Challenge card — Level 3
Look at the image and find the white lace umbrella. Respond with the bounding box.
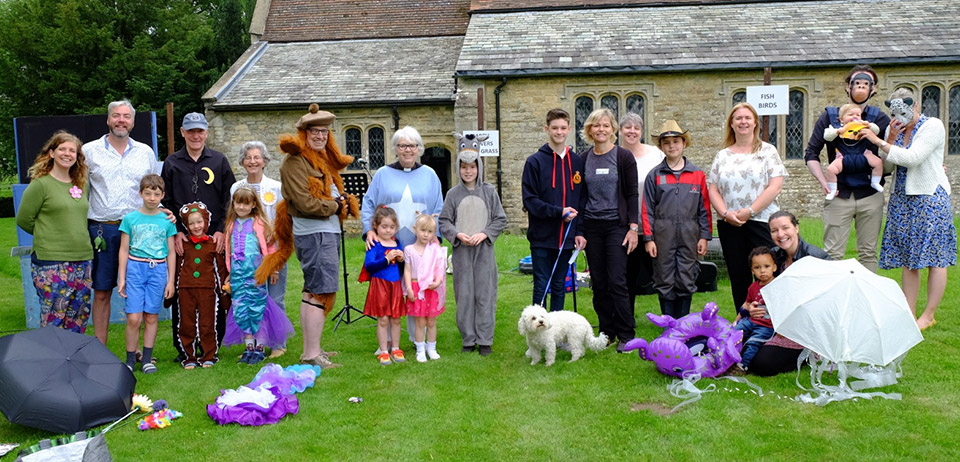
[761,257,922,366]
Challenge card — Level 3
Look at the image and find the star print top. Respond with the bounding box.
[361,163,443,247]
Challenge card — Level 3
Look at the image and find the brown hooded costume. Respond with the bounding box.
[255,104,360,312]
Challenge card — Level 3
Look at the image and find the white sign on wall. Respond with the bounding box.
[462,130,500,157]
[746,85,790,116]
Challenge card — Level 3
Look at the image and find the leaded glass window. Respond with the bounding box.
[601,94,619,122]
[626,94,645,143]
[345,128,362,169]
[785,89,805,159]
[922,85,941,119]
[575,96,594,153]
[949,85,960,155]
[732,91,746,105]
[368,127,385,169]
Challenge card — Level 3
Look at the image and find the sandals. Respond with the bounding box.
[135,351,158,365]
[303,354,343,369]
[182,362,197,370]
[201,361,215,368]
[141,363,158,374]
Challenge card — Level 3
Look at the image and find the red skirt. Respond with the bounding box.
[363,278,406,318]
[406,281,445,318]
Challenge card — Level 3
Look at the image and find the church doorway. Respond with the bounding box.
[421,147,451,193]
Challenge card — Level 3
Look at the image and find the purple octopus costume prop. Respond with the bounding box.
[623,302,743,378]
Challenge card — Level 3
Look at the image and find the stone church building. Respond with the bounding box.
[203,0,960,232]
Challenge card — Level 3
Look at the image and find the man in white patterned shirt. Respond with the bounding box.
[84,100,164,345]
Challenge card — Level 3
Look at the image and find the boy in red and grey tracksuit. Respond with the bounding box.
[641,125,711,319]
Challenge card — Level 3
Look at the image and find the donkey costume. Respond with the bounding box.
[438,133,507,350]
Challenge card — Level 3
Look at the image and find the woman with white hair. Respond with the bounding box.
[231,141,282,222]
[860,87,956,330]
[619,112,664,307]
[231,140,287,356]
[361,126,444,345]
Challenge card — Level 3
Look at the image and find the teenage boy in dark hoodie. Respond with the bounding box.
[521,108,586,312]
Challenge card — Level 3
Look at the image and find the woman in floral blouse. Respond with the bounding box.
[707,103,787,313]
[16,131,94,332]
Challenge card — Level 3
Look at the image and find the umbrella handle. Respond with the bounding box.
[102,408,137,434]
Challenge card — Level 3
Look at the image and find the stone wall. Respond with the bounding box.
[204,64,960,235]
[456,63,960,232]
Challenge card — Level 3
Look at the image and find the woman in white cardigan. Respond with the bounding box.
[862,88,956,330]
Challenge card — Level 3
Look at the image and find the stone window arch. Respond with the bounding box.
[566,81,657,153]
[728,88,807,159]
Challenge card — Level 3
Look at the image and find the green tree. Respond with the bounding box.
[0,0,252,176]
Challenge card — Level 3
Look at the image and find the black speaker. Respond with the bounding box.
[696,260,718,293]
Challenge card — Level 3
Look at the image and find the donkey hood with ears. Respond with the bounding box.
[453,132,488,184]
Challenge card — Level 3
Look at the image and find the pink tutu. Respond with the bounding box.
[406,281,444,317]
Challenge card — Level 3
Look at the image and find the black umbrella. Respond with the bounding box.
[0,327,135,434]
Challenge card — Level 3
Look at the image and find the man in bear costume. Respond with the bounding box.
[256,104,359,368]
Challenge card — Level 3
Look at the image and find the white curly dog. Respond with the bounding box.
[518,305,609,366]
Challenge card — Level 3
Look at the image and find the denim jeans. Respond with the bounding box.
[531,247,573,312]
[734,317,775,367]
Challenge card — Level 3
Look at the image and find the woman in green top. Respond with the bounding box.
[16,131,94,333]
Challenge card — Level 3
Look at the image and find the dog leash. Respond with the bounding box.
[540,213,575,307]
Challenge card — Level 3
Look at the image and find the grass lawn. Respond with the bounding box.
[0,216,958,460]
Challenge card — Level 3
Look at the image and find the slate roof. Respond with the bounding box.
[261,0,471,42]
[206,36,463,109]
[469,0,799,12]
[456,0,960,76]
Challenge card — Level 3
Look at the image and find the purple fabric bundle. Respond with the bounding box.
[207,386,297,426]
[206,364,321,426]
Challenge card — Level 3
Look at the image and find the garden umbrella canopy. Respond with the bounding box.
[761,257,923,366]
[0,327,135,434]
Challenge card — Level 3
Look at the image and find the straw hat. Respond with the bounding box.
[652,120,691,146]
[296,103,336,130]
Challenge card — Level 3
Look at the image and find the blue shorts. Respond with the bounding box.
[89,223,122,291]
[124,260,167,315]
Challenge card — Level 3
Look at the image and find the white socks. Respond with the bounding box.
[415,342,427,363]
[871,176,883,192]
[426,341,440,360]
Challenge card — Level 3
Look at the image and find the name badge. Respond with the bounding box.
[595,168,610,175]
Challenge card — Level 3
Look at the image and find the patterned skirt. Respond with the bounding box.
[30,258,92,333]
[880,167,958,270]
